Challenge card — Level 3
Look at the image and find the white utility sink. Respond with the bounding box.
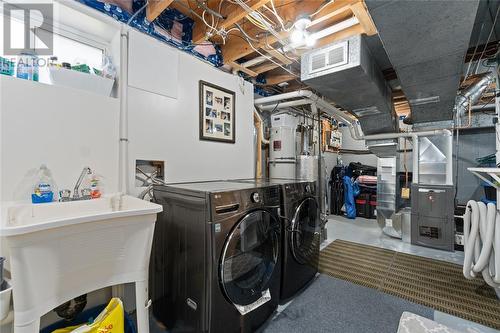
[0,194,162,333]
[2,194,161,236]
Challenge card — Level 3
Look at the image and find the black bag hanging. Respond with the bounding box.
[329,165,345,216]
[348,162,377,178]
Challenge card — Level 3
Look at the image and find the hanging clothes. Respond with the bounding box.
[343,175,357,219]
[329,165,345,215]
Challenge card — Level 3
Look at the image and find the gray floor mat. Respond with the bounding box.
[263,274,433,333]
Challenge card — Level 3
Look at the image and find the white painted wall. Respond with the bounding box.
[338,126,378,166]
[0,27,255,331]
[0,30,254,201]
[0,75,120,202]
[127,37,254,193]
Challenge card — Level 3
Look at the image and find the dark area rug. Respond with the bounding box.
[263,275,433,333]
[319,240,500,329]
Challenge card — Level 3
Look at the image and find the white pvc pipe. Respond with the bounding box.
[412,135,419,184]
[259,99,314,110]
[114,26,129,310]
[257,91,364,140]
[463,200,500,289]
[253,108,269,145]
[119,27,129,194]
[256,90,454,185]
[309,17,359,41]
[446,131,453,185]
[255,90,313,104]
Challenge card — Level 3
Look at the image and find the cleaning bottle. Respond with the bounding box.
[89,172,102,199]
[32,165,56,203]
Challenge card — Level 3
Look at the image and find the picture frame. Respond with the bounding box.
[199,80,236,143]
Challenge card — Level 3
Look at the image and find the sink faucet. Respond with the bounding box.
[73,167,92,200]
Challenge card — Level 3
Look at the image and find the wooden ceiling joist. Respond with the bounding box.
[349,1,377,36]
[308,0,359,28]
[264,48,293,65]
[221,0,368,65]
[229,61,258,76]
[314,24,365,49]
[185,0,378,90]
[192,0,272,43]
[146,0,175,22]
[250,62,281,75]
[261,72,297,86]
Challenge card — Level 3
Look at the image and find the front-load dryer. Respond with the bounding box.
[232,179,321,303]
[151,181,282,333]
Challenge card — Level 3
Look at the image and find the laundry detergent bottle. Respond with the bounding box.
[31,165,56,203]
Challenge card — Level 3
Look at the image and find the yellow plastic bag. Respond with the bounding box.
[52,298,124,333]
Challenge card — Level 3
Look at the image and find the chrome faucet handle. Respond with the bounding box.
[59,189,71,202]
[81,188,92,200]
[73,167,92,200]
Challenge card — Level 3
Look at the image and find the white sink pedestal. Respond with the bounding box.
[0,195,162,333]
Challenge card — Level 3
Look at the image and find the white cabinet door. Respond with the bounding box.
[128,29,178,98]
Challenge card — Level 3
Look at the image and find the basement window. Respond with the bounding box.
[2,13,105,84]
[34,31,105,83]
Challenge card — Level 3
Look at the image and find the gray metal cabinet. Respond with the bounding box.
[411,184,455,251]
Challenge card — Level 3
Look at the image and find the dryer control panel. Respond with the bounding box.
[210,186,280,222]
[284,181,316,198]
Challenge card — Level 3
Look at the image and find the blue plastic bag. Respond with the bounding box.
[343,176,356,219]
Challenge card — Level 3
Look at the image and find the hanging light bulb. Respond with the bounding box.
[304,31,316,47]
[290,29,304,45]
[293,15,312,31]
[289,15,312,47]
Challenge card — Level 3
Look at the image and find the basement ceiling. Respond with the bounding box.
[149,0,489,122]
[365,0,481,123]
[147,0,378,93]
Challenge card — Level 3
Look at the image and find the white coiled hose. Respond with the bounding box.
[463,201,500,290]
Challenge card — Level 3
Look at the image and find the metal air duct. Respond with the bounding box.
[366,0,481,123]
[455,72,495,119]
[300,34,396,135]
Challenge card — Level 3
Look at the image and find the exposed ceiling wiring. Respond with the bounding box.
[127,0,148,25]
[310,0,335,17]
[229,29,298,77]
[264,2,288,32]
[462,21,485,84]
[234,0,287,46]
[194,0,225,19]
[474,4,500,74]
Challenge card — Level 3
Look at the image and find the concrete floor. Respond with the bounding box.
[322,215,499,333]
[322,215,465,265]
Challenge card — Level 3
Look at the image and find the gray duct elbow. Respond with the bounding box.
[455,72,495,118]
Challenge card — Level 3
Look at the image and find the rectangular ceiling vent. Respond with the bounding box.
[309,41,348,74]
[301,35,396,135]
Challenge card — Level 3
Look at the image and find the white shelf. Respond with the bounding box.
[468,167,500,189]
[0,74,118,100]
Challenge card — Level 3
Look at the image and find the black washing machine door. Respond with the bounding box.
[220,209,280,309]
[290,197,320,265]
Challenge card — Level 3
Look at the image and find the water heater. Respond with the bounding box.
[269,126,296,178]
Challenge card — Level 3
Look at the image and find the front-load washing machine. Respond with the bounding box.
[150,181,282,333]
[233,179,321,303]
